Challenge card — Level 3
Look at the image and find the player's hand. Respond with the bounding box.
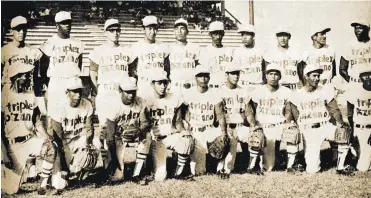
[368,134,371,146]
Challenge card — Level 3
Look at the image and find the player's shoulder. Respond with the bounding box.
[79,98,93,109]
[278,85,292,93]
[134,96,147,108]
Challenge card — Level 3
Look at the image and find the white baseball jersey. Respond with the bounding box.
[1,43,42,85]
[2,90,37,139]
[199,45,234,86]
[233,46,264,85]
[219,85,251,124]
[143,91,182,136]
[342,40,371,83]
[130,40,169,82]
[346,84,371,125]
[168,42,200,84]
[182,87,223,126]
[50,98,93,141]
[251,85,291,125]
[88,43,134,85]
[264,47,301,84]
[40,35,84,78]
[302,46,336,84]
[290,85,335,125]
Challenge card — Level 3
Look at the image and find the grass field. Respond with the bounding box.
[3,169,370,198]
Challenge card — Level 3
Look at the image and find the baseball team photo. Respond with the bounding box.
[1,0,370,197]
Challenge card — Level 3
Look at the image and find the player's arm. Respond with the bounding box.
[89,61,99,97]
[288,102,300,123]
[128,58,138,80]
[339,56,350,82]
[325,99,346,125]
[297,60,306,85]
[139,106,151,137]
[347,101,354,130]
[262,59,269,84]
[32,107,50,138]
[174,105,186,132]
[331,59,336,78]
[85,114,94,145]
[214,101,228,136]
[244,100,257,127]
[37,52,50,93]
[164,55,171,79]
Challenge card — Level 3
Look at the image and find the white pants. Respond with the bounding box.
[354,126,371,172]
[95,87,120,127]
[260,124,284,171]
[47,77,77,118]
[301,122,349,173]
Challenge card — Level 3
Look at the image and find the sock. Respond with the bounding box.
[39,161,53,188]
[337,144,349,170]
[175,154,189,176]
[133,152,147,177]
[287,152,296,169]
[248,148,259,169]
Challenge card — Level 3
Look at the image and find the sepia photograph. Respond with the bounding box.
[1,0,370,197]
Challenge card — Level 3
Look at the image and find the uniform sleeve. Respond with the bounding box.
[322,85,335,103]
[49,106,64,123]
[263,48,272,63]
[130,42,139,60]
[193,45,201,61]
[88,47,100,65]
[105,104,119,122]
[31,46,43,61]
[1,47,7,65]
[85,99,94,117]
[39,38,54,56]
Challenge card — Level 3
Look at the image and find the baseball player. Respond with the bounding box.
[130,15,170,96]
[88,19,134,133]
[168,18,200,94]
[46,77,99,194]
[289,64,352,175]
[140,70,194,181]
[250,63,297,172]
[199,21,234,89]
[1,64,54,195]
[264,27,301,90]
[233,24,264,91]
[340,19,370,117]
[178,65,229,178]
[104,77,152,185]
[38,11,84,119]
[346,67,371,172]
[218,64,259,176]
[301,25,336,87]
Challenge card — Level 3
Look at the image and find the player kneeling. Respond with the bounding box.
[44,77,100,194]
[104,77,152,185]
[141,70,194,181]
[1,64,54,195]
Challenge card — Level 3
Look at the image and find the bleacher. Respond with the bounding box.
[4,10,242,76]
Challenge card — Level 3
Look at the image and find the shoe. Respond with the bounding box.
[53,189,64,195]
[219,173,230,179]
[336,169,355,176]
[287,168,295,173]
[132,176,149,186]
[37,187,47,195]
[174,174,196,181]
[247,168,264,176]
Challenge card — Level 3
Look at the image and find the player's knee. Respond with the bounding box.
[40,140,57,163]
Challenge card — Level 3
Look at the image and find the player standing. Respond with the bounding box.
[264,27,301,90]
[130,15,170,96]
[141,70,194,181]
[199,21,234,89]
[39,11,84,118]
[346,68,371,172]
[168,18,200,94]
[289,64,352,175]
[233,24,264,91]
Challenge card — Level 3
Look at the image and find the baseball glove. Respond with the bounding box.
[121,125,141,142]
[281,123,301,145]
[69,145,98,173]
[334,123,351,144]
[248,126,266,151]
[207,135,230,160]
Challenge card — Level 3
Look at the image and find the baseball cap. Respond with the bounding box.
[304,64,323,75]
[225,64,242,73]
[55,11,71,23]
[66,77,84,91]
[119,77,138,91]
[142,15,158,26]
[265,63,282,75]
[351,18,370,28]
[209,21,224,32]
[8,63,34,78]
[276,26,291,35]
[150,69,169,82]
[238,24,255,34]
[10,16,27,29]
[104,19,120,30]
[312,24,331,36]
[174,18,188,28]
[194,65,210,76]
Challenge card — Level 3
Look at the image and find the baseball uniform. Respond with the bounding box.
[346,84,371,171]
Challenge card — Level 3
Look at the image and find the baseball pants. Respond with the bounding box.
[260,124,284,171]
[95,85,121,127]
[300,122,349,173]
[354,125,371,172]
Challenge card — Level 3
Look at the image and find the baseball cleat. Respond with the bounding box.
[37,187,47,195]
[336,169,355,176]
[132,176,149,186]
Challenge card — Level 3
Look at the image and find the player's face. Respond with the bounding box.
[354,25,369,39]
[57,20,72,36]
[195,73,210,87]
[306,72,321,87]
[314,32,327,45]
[106,26,121,43]
[121,90,136,105]
[210,31,224,45]
[226,71,240,85]
[174,25,188,42]
[276,33,290,48]
[12,25,27,42]
[266,71,281,86]
[144,25,158,42]
[241,32,254,46]
[66,89,82,107]
[152,80,169,96]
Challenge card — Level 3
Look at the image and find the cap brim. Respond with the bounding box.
[106,23,121,30]
[11,23,27,29]
[351,22,369,28]
[266,69,281,74]
[67,86,84,90]
[143,23,158,27]
[305,69,323,75]
[174,22,188,28]
[57,19,72,23]
[276,32,291,35]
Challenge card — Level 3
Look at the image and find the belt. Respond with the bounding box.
[303,121,329,129]
[190,125,213,132]
[227,123,243,129]
[173,82,194,89]
[350,77,362,83]
[261,122,284,129]
[249,82,263,85]
[98,84,120,91]
[139,76,150,82]
[355,124,371,129]
[281,83,297,90]
[124,142,139,147]
[156,131,178,140]
[8,134,32,144]
[209,84,219,89]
